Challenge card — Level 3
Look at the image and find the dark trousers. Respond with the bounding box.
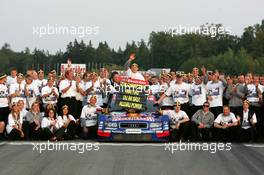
[81,125,98,139]
[22,122,42,140]
[169,122,189,142]
[190,122,211,141]
[60,97,78,119]
[63,121,77,140]
[250,105,263,138]
[42,128,65,140]
[8,129,22,140]
[214,126,239,142]
[237,127,257,142]
[0,107,10,124]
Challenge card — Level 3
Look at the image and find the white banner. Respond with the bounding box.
[60,64,86,75]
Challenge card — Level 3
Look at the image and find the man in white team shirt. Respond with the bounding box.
[35,70,47,93]
[124,53,145,81]
[24,75,40,110]
[156,74,191,114]
[41,78,59,109]
[160,102,189,141]
[214,105,238,142]
[206,71,227,118]
[0,74,9,140]
[9,73,26,105]
[59,70,78,118]
[6,68,17,87]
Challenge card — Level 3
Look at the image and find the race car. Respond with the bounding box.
[97,77,170,142]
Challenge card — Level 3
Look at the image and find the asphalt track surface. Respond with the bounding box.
[0,141,264,175]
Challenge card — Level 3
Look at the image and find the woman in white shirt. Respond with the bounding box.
[57,105,77,140]
[41,108,64,141]
[6,103,24,140]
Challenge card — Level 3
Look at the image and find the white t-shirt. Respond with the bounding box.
[57,114,76,124]
[85,80,103,106]
[75,82,84,101]
[190,83,207,106]
[41,85,59,104]
[0,84,9,108]
[59,79,77,98]
[80,105,102,127]
[41,117,62,132]
[160,83,174,106]
[214,112,238,125]
[246,84,261,103]
[6,76,17,86]
[125,69,145,80]
[163,110,189,127]
[25,83,40,109]
[9,82,26,104]
[35,79,47,93]
[165,82,191,104]
[6,113,23,134]
[206,81,225,107]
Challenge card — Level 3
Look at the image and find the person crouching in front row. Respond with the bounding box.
[6,102,24,140]
[236,100,257,142]
[214,105,239,142]
[23,101,43,140]
[160,102,190,142]
[80,96,102,139]
[41,108,64,141]
[57,105,77,140]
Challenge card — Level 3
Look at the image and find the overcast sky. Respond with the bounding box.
[0,0,264,53]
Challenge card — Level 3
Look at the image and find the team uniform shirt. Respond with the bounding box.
[85,80,103,106]
[241,110,257,129]
[170,79,176,87]
[214,112,238,125]
[57,114,76,132]
[206,81,225,107]
[98,77,111,104]
[246,84,262,103]
[9,82,26,104]
[6,76,17,87]
[41,117,62,132]
[41,85,59,104]
[165,82,191,104]
[24,83,40,109]
[6,113,23,134]
[35,79,47,93]
[75,82,85,102]
[59,79,77,98]
[163,110,189,128]
[20,109,28,121]
[125,69,145,81]
[190,83,207,106]
[0,84,9,108]
[150,83,161,95]
[80,105,102,127]
[160,83,174,106]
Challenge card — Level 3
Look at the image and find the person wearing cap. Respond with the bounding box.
[214,105,238,142]
[9,73,26,105]
[191,101,214,141]
[156,73,191,114]
[236,100,257,142]
[59,70,78,118]
[80,96,102,139]
[6,103,24,140]
[23,101,43,140]
[206,70,227,118]
[160,102,190,141]
[24,74,40,110]
[0,74,9,140]
[35,69,47,93]
[124,53,145,81]
[57,105,77,140]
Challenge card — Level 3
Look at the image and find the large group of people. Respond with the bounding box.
[0,54,263,143]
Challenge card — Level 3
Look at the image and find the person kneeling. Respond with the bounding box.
[57,105,77,140]
[6,103,24,140]
[161,102,189,142]
[191,101,214,142]
[214,106,238,142]
[41,108,64,141]
[236,100,257,142]
[80,96,102,139]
